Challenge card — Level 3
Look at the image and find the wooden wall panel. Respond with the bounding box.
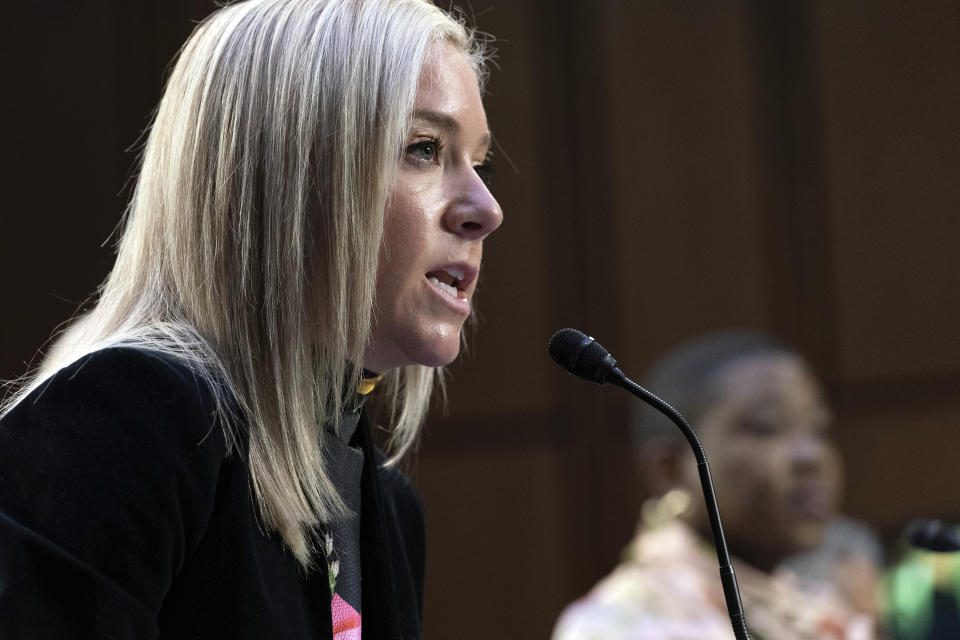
[6,5,123,373]
[602,2,770,372]
[813,1,960,382]
[739,0,844,378]
[804,0,960,559]
[839,402,960,529]
[4,1,215,380]
[417,446,569,639]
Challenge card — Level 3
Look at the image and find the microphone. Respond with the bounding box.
[905,519,960,552]
[548,328,751,640]
[547,328,620,384]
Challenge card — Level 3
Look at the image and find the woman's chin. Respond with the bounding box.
[365,330,462,371]
[789,520,830,552]
[413,336,462,368]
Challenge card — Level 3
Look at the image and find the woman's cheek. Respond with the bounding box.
[726,441,786,495]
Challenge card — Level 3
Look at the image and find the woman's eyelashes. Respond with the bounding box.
[474,151,494,188]
[405,136,445,167]
[403,136,494,190]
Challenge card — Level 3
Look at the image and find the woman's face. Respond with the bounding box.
[683,353,841,572]
[363,43,502,373]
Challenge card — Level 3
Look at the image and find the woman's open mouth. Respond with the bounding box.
[426,267,465,299]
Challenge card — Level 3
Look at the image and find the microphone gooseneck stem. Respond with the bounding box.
[611,367,751,640]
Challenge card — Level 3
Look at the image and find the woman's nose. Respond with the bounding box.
[791,433,830,474]
[442,168,503,240]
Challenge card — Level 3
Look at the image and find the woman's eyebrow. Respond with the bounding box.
[412,109,459,131]
[412,109,491,148]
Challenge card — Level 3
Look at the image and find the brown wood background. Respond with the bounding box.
[5,2,959,638]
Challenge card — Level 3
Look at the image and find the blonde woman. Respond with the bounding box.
[0,1,501,638]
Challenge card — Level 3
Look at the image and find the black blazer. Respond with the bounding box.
[0,347,424,639]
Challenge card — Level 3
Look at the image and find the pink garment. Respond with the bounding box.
[553,521,875,640]
[331,593,361,640]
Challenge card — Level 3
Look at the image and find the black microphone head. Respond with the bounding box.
[548,328,620,385]
[905,519,960,552]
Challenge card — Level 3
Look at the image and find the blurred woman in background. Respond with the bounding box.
[554,331,877,639]
[0,1,501,638]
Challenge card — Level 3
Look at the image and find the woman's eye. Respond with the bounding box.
[474,159,494,188]
[406,139,442,165]
[739,418,783,437]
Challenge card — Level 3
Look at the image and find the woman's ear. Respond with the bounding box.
[636,435,688,498]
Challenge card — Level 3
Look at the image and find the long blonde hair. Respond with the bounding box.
[3,0,488,567]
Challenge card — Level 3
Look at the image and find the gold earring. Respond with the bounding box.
[641,487,692,528]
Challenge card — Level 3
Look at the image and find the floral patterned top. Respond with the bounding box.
[553,521,876,640]
[323,409,365,640]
